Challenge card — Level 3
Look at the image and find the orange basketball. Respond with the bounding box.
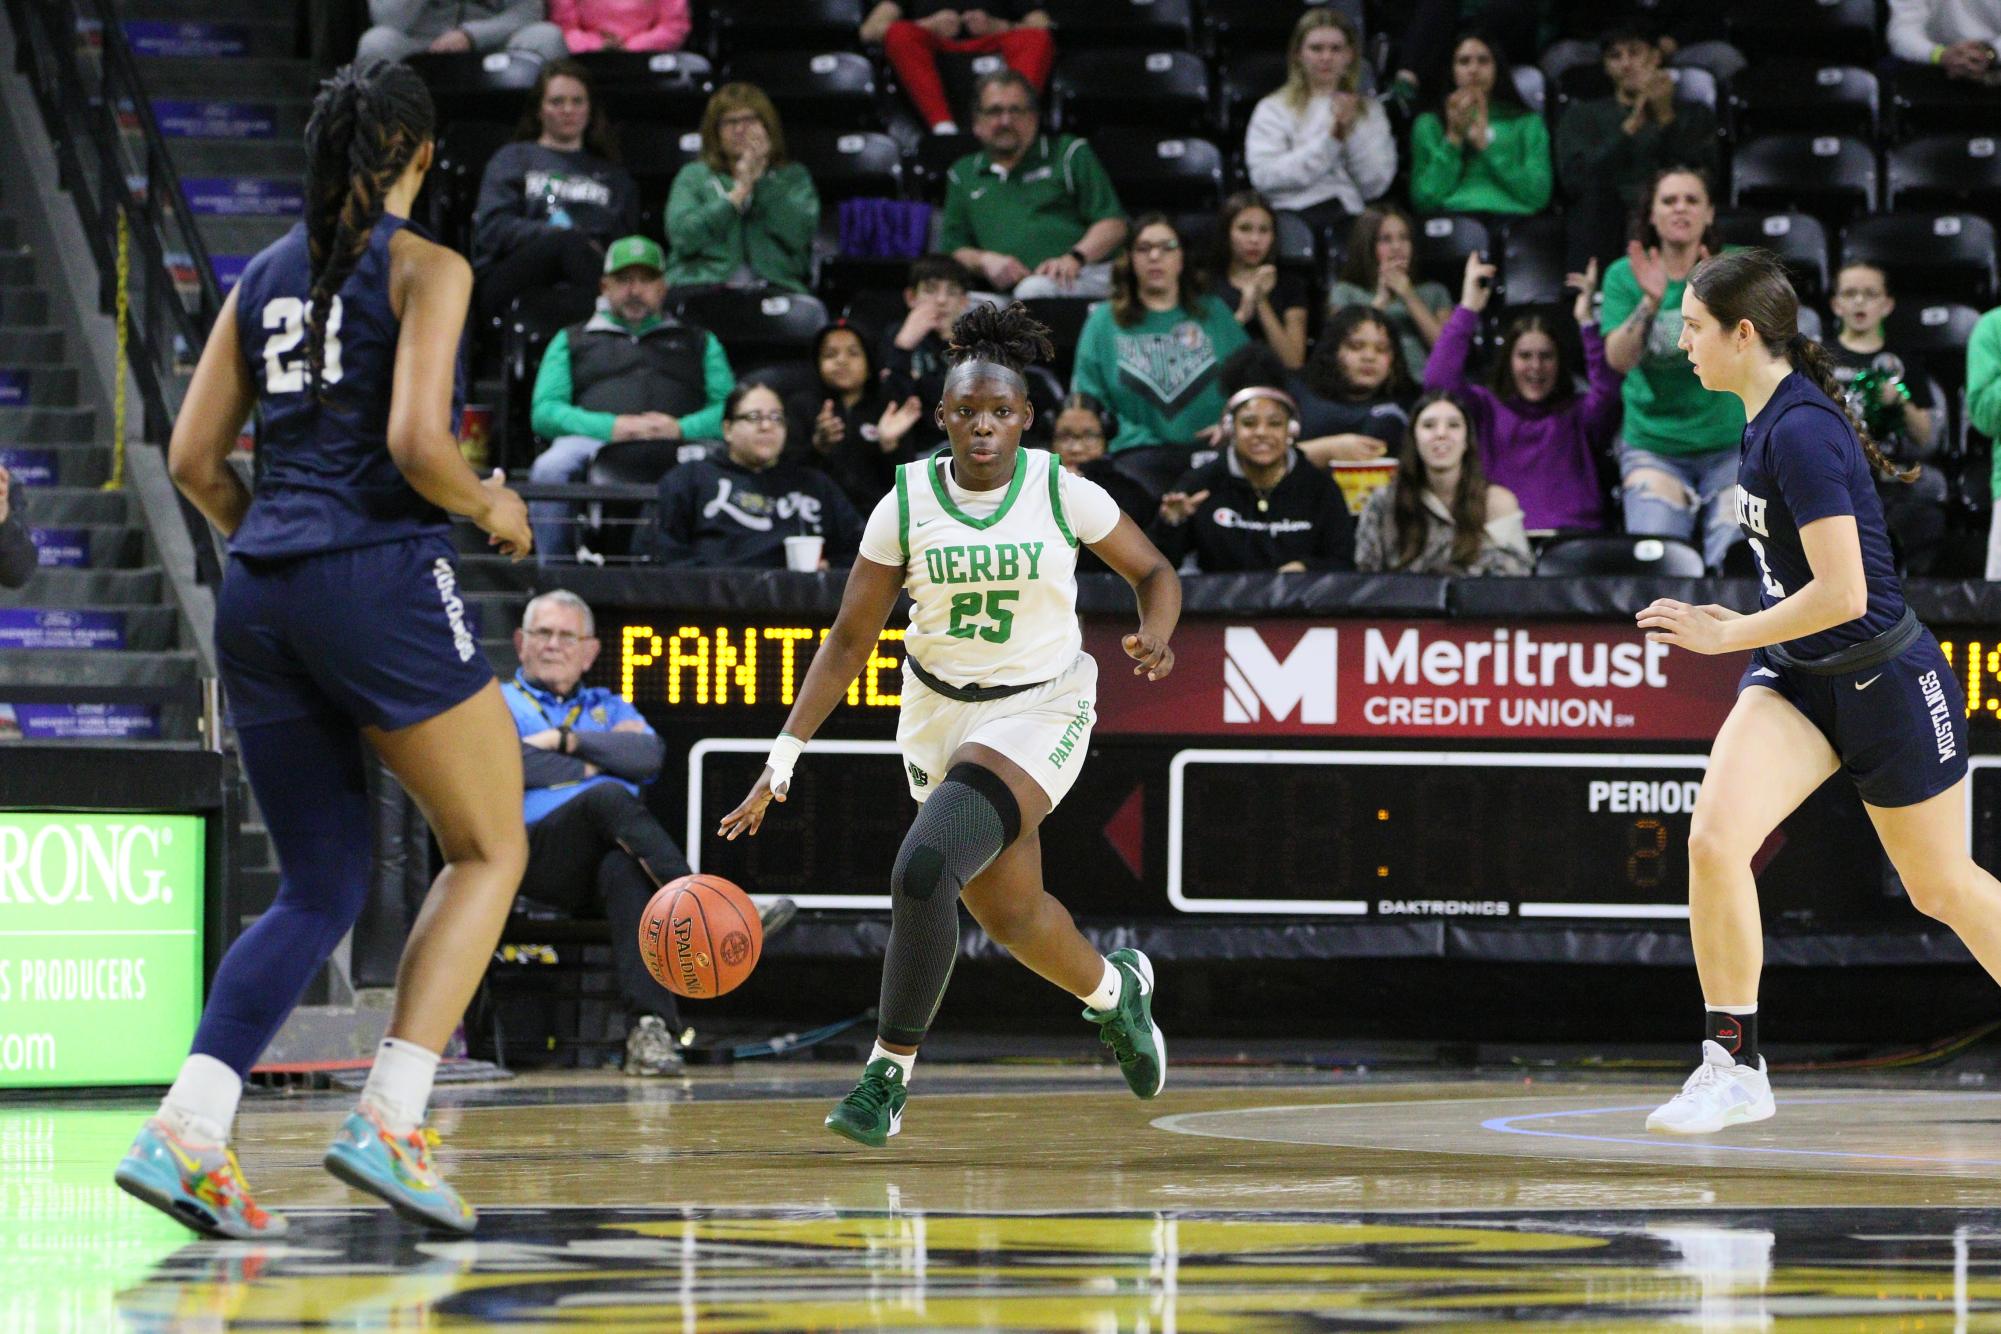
[637,874,763,999]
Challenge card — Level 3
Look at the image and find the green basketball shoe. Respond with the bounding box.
[824,1057,908,1147]
[1084,948,1166,1098]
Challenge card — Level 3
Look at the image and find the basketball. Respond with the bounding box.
[637,874,763,999]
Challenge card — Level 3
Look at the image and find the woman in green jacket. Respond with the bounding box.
[664,83,819,293]
[1409,30,1551,217]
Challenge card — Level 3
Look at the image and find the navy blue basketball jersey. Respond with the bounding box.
[228,214,462,557]
[1736,370,1904,661]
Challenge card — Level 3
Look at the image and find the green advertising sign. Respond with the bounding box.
[0,812,205,1087]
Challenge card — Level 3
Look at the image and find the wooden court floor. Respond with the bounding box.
[13,1061,2001,1330]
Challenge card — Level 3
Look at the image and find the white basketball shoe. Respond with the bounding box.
[1646,1040,1776,1134]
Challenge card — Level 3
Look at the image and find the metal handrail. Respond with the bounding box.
[5,0,224,445]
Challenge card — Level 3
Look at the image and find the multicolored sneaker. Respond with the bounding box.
[113,1117,289,1240]
[824,1058,908,1147]
[1084,948,1167,1099]
[322,1103,476,1234]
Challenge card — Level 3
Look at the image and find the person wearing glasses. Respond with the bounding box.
[936,69,1127,300]
[528,235,734,563]
[643,382,863,567]
[664,84,819,294]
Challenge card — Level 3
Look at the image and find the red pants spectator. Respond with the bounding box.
[882,21,1055,130]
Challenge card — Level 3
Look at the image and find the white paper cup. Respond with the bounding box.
[783,534,824,571]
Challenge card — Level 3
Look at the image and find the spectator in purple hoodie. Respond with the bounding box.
[1423,251,1622,532]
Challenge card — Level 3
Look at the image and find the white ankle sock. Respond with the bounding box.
[360,1037,440,1134]
[1079,958,1122,1012]
[869,1042,915,1081]
[160,1054,242,1144]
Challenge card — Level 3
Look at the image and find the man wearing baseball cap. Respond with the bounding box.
[529,236,736,562]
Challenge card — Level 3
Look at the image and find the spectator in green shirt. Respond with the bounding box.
[936,69,1128,300]
[1071,214,1250,498]
[1409,30,1552,217]
[1554,20,1719,268]
[663,84,819,293]
[528,236,735,562]
[1600,165,1745,570]
[1967,306,2001,576]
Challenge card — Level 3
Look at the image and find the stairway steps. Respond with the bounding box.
[23,487,131,525]
[0,328,67,365]
[0,647,202,687]
[196,215,295,258]
[0,289,51,326]
[0,252,37,286]
[136,58,313,99]
[0,406,99,444]
[0,444,111,488]
[0,566,162,605]
[23,524,150,569]
[0,365,78,408]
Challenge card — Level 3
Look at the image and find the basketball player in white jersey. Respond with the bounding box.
[720,302,1183,1146]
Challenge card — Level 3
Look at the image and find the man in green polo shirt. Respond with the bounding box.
[937,69,1127,299]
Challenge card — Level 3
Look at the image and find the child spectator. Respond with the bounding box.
[645,383,862,567]
[880,255,974,457]
[1210,191,1309,370]
[1828,262,1950,572]
[861,2,1055,135]
[551,0,690,52]
[1152,381,1355,573]
[1425,253,1621,531]
[1327,205,1453,380]
[664,85,819,294]
[1293,307,1414,466]
[1409,30,1552,217]
[1355,392,1533,574]
[472,59,640,321]
[785,322,924,512]
[1244,7,1396,235]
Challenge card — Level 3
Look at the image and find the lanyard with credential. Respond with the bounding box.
[516,671,584,731]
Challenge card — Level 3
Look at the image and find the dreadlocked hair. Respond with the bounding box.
[946,301,1054,374]
[302,61,434,401]
[1687,248,1918,484]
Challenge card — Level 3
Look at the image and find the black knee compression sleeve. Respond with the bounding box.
[876,764,1022,1045]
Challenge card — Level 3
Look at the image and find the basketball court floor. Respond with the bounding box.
[14,1059,2001,1330]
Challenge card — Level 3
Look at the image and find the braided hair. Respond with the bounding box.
[946,301,1054,374]
[301,61,435,400]
[1687,248,1917,483]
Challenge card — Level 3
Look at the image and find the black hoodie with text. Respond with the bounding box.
[645,448,863,568]
[1149,447,1355,573]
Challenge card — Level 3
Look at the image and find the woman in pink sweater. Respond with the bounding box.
[1423,252,1622,532]
[552,0,689,53]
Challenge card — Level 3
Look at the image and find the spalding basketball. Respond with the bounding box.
[638,875,763,999]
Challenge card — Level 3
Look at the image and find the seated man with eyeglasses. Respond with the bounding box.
[937,69,1127,301]
[502,589,793,1074]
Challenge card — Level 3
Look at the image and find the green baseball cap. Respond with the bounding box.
[603,235,666,276]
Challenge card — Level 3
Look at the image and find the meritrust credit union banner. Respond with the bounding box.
[0,813,204,1087]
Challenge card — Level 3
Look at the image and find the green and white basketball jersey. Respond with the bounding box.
[893,449,1087,688]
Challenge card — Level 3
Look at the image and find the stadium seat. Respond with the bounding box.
[1839,213,1998,309]
[404,51,544,126]
[1884,302,1984,392]
[790,130,904,202]
[1887,65,2001,139]
[1411,214,1492,288]
[711,0,864,58]
[1713,210,1830,304]
[1217,51,1289,146]
[1090,130,1224,211]
[1051,50,1212,136]
[1037,0,1194,51]
[623,130,706,239]
[1019,297,1096,374]
[723,51,878,131]
[1885,135,2001,216]
[671,289,830,367]
[1512,66,1546,116]
[1726,0,1878,65]
[500,287,601,472]
[1729,63,1878,141]
[1535,534,1706,577]
[1797,305,1826,343]
[1203,0,1365,60]
[738,360,823,408]
[1551,65,1717,123]
[1023,364,1067,439]
[581,51,714,127]
[584,439,685,560]
[1499,214,1568,307]
[911,132,978,205]
[1727,134,1877,227]
[424,119,514,256]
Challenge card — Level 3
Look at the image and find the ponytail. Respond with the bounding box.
[301,62,434,401]
[1787,332,1919,484]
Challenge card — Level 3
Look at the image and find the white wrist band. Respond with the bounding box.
[766,733,804,794]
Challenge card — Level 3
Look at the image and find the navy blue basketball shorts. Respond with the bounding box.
[217,534,494,732]
[1739,629,1968,808]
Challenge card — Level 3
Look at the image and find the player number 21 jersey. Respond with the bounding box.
[860,449,1121,689]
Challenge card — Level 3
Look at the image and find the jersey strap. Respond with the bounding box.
[1046,453,1076,548]
[895,464,911,562]
[926,450,1028,530]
